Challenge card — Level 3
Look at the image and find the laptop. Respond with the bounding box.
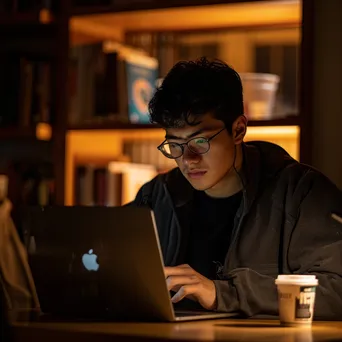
[24,206,236,322]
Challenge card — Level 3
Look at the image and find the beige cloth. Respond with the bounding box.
[0,199,40,321]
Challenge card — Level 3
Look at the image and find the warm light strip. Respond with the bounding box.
[71,1,301,38]
[246,125,299,137]
[65,125,300,205]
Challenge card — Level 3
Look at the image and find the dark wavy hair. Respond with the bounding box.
[149,57,244,134]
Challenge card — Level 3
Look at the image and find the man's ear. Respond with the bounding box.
[232,115,247,144]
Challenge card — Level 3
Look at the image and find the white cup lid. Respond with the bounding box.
[275,275,318,286]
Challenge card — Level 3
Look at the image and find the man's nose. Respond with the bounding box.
[182,146,201,166]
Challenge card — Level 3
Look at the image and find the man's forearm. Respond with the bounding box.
[214,268,278,316]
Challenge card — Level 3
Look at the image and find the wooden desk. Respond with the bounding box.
[11,319,342,342]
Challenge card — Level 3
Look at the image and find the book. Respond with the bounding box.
[108,161,157,205]
[124,53,158,124]
[103,41,159,124]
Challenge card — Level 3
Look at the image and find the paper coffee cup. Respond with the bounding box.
[275,275,318,326]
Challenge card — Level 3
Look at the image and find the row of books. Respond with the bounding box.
[123,140,176,172]
[0,40,158,129]
[23,178,55,206]
[73,137,178,206]
[5,160,55,207]
[74,161,158,206]
[0,56,51,127]
[69,41,159,125]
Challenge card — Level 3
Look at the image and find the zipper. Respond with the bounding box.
[163,184,182,266]
[224,189,247,271]
[141,195,149,206]
[140,184,152,206]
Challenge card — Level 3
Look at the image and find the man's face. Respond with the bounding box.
[164,114,236,191]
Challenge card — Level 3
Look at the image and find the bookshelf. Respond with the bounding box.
[0,1,69,212]
[1,0,310,210]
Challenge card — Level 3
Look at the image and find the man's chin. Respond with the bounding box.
[185,173,224,192]
[186,177,210,191]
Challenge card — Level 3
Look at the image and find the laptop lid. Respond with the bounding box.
[25,205,175,321]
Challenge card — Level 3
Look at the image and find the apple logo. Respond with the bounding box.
[82,249,99,271]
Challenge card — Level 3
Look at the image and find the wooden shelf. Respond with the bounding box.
[68,122,161,130]
[0,126,37,140]
[0,119,298,141]
[71,0,268,16]
[0,9,53,25]
[70,1,299,34]
[248,116,300,126]
[0,12,40,25]
[68,117,299,131]
[0,123,52,141]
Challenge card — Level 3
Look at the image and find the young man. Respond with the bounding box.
[132,57,342,319]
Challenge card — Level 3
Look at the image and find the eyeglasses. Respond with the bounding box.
[157,127,226,159]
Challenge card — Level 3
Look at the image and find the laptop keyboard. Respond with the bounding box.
[175,310,214,317]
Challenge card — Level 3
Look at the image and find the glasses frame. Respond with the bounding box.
[157,127,226,159]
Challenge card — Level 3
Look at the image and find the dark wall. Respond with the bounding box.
[311,0,342,188]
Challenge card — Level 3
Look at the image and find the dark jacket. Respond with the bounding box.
[132,141,342,319]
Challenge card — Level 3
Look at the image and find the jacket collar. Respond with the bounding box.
[239,143,261,214]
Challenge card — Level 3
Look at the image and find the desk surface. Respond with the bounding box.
[11,319,342,342]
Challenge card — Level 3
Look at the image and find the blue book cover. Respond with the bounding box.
[125,54,158,124]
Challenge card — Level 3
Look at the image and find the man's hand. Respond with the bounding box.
[164,264,217,310]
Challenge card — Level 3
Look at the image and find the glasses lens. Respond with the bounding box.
[188,137,210,154]
[160,143,183,159]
